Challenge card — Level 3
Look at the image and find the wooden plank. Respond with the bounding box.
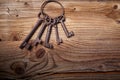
[0,0,120,41]
[0,0,120,79]
[1,72,120,80]
[0,41,120,79]
[32,72,120,80]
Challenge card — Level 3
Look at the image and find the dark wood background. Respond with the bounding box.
[0,0,120,80]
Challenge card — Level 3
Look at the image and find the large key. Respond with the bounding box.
[44,19,54,49]
[60,16,74,38]
[54,24,63,45]
[19,18,43,50]
[33,16,51,46]
[33,22,47,46]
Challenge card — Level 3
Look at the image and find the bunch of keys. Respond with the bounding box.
[19,0,74,50]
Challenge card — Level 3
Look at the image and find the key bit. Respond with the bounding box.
[60,16,74,38]
[25,44,33,50]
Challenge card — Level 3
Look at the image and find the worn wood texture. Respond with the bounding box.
[0,0,120,80]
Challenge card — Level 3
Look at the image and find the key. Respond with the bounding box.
[33,21,47,46]
[19,18,43,50]
[33,16,51,46]
[44,19,54,49]
[60,16,74,38]
[54,23,63,45]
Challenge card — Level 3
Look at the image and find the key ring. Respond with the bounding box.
[40,0,65,18]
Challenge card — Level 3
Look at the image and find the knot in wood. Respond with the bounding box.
[10,61,27,75]
[113,5,118,9]
[24,2,28,5]
[36,48,46,58]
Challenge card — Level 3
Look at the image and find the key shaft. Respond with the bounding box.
[44,24,53,48]
[54,24,63,45]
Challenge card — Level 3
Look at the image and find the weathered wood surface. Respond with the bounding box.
[0,0,120,80]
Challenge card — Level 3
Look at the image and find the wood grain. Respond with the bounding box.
[0,0,120,80]
[0,0,120,41]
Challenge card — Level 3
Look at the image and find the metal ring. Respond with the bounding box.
[45,15,52,25]
[40,0,65,18]
[38,12,42,18]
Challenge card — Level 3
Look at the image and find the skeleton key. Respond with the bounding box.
[54,18,63,45]
[33,16,51,46]
[44,18,55,49]
[33,22,47,46]
[19,18,43,50]
[60,16,74,38]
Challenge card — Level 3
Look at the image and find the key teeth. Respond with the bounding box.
[33,40,43,46]
[33,42,38,46]
[70,31,74,36]
[44,43,53,49]
[60,38,63,43]
[57,38,63,45]
[67,31,74,38]
[25,44,33,50]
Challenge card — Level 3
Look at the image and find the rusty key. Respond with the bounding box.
[33,16,51,46]
[54,18,63,45]
[60,16,74,38]
[33,22,46,46]
[44,18,54,49]
[19,15,43,50]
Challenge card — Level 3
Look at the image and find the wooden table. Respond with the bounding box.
[0,0,120,80]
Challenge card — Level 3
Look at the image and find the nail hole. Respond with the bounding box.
[74,8,76,11]
[113,5,118,9]
[36,48,46,58]
[16,14,19,17]
[24,2,28,5]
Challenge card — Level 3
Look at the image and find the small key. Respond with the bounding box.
[44,24,53,48]
[19,18,43,50]
[60,16,74,38]
[44,19,54,48]
[54,24,63,45]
